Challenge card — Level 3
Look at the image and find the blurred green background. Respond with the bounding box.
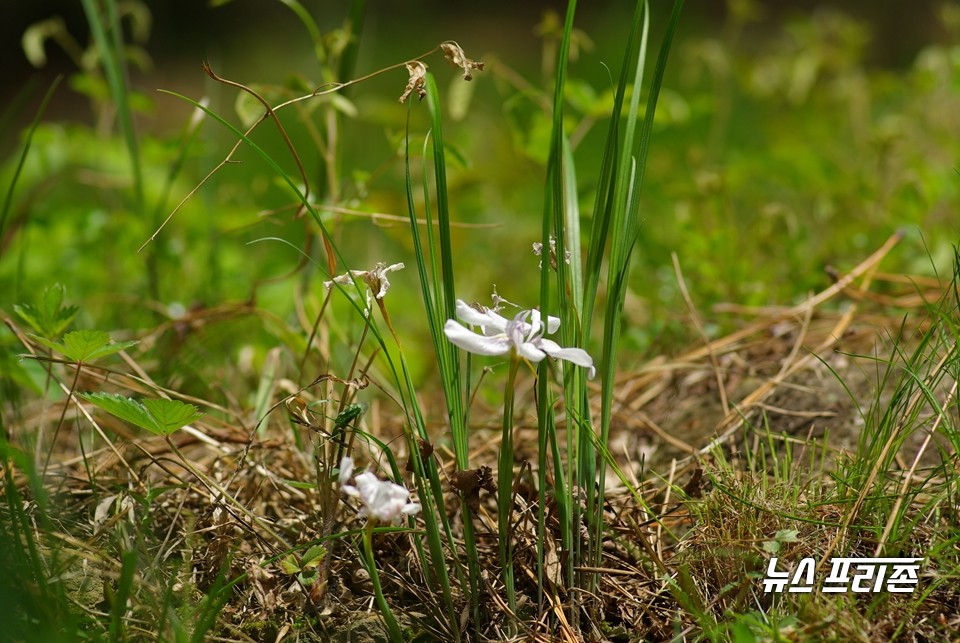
[2,0,958,390]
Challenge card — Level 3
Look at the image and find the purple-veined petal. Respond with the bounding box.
[545,315,560,334]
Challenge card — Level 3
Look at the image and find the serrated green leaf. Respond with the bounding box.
[62,330,111,361]
[62,329,129,362]
[15,285,79,339]
[142,398,202,434]
[301,544,327,570]
[83,339,139,361]
[14,304,45,335]
[761,540,780,554]
[27,333,68,356]
[280,554,301,575]
[297,570,318,585]
[81,392,163,434]
[29,330,136,362]
[50,306,80,337]
[773,529,799,542]
[43,284,65,320]
[17,303,79,339]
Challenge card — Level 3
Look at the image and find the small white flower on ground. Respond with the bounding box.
[338,456,354,486]
[324,262,405,300]
[444,299,595,378]
[339,457,421,523]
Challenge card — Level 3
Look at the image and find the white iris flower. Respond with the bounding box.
[443,299,595,378]
[339,456,421,523]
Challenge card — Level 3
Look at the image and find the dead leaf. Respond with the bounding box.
[440,41,485,81]
[406,438,435,472]
[450,466,495,513]
[399,60,428,103]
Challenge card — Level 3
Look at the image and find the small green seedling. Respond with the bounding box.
[762,529,800,555]
[280,544,327,586]
[14,284,79,340]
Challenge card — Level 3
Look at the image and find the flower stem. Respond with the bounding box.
[499,357,521,616]
[363,520,404,641]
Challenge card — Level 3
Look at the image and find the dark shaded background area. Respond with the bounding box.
[2,0,951,125]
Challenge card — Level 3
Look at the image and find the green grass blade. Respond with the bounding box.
[594,0,685,571]
[425,75,458,324]
[623,0,686,245]
[537,1,577,610]
[80,0,143,210]
[403,75,473,641]
[581,0,647,327]
[0,76,62,260]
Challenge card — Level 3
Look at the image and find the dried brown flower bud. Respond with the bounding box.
[440,41,484,81]
[399,60,429,103]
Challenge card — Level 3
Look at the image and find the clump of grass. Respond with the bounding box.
[672,252,960,641]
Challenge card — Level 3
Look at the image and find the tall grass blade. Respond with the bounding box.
[593,0,685,574]
[401,75,470,639]
[0,76,62,260]
[80,0,143,210]
[536,0,578,612]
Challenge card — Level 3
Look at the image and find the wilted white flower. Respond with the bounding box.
[444,299,595,378]
[339,457,421,523]
[325,262,405,302]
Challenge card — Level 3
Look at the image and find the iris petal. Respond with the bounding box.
[537,338,596,379]
[444,320,511,356]
[455,299,508,333]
